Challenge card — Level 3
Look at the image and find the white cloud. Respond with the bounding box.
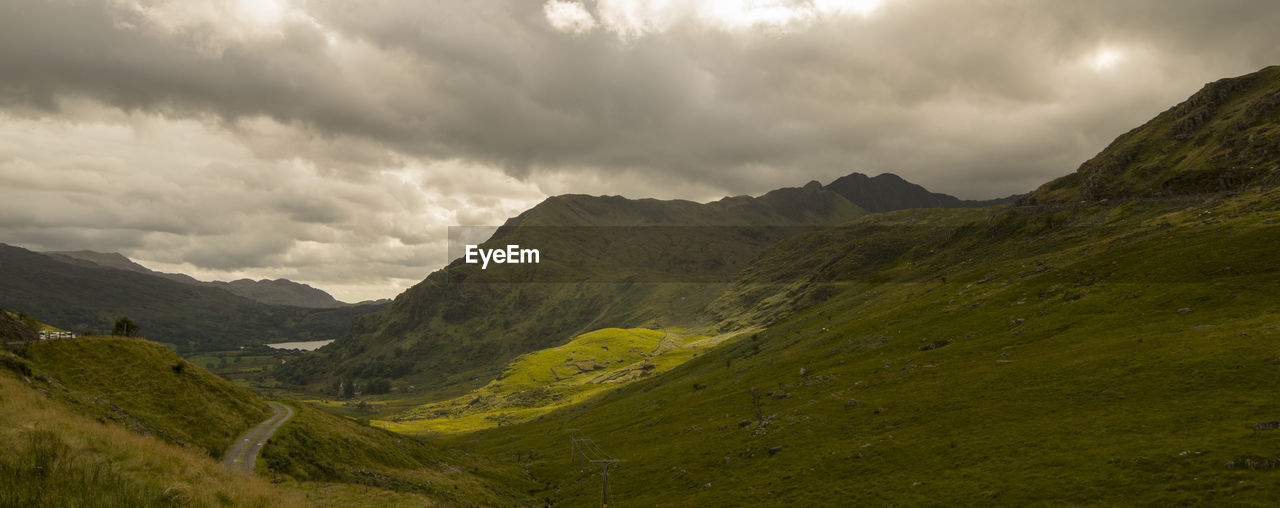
[590,0,884,39]
[544,1,598,34]
[0,105,546,302]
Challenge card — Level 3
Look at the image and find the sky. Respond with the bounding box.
[1,0,1277,302]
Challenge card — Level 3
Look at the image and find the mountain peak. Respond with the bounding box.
[1023,65,1280,203]
[823,172,1016,213]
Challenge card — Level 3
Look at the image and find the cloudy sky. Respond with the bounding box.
[1,0,1276,302]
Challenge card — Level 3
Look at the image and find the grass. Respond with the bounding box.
[0,363,304,507]
[19,336,270,457]
[432,187,1280,505]
[260,402,534,505]
[3,335,539,506]
[375,327,753,435]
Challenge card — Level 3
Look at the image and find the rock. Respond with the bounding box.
[771,392,791,400]
[845,399,863,407]
[1254,421,1280,431]
[769,445,788,455]
[1177,308,1192,314]
[799,367,808,378]
[918,340,951,351]
[738,419,753,428]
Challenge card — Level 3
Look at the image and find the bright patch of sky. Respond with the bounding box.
[547,0,885,38]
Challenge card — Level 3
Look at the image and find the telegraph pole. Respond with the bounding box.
[591,459,620,507]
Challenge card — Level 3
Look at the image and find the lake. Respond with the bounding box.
[264,339,334,351]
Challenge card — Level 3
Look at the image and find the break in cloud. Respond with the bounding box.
[0,0,1277,301]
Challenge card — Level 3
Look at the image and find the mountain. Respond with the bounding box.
[45,250,348,309]
[0,243,384,352]
[276,183,867,394]
[449,187,1280,505]
[1024,65,1280,203]
[358,66,1280,505]
[823,172,1019,212]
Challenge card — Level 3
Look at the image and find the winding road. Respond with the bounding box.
[221,401,295,473]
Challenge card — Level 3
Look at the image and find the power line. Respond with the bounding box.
[566,430,621,507]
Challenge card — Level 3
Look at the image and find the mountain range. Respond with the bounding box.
[0,245,386,352]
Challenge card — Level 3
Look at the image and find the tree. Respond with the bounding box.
[112,317,140,337]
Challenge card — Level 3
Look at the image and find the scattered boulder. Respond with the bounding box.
[771,392,791,400]
[1178,308,1193,314]
[738,419,753,428]
[1253,421,1280,431]
[845,399,863,408]
[769,445,788,455]
[919,340,951,351]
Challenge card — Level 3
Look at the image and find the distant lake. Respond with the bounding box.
[264,339,334,351]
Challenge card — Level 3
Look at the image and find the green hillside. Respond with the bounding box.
[19,337,270,457]
[276,183,865,396]
[445,186,1280,505]
[1,335,533,506]
[1024,65,1280,203]
[0,243,384,352]
[377,327,754,434]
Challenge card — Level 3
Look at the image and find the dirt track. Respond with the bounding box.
[221,401,294,473]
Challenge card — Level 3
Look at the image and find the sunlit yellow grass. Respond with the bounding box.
[374,327,753,434]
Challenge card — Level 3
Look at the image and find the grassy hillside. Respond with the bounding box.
[260,403,534,505]
[0,243,383,352]
[277,183,866,396]
[3,335,535,506]
[441,187,1280,505]
[0,363,304,507]
[1024,65,1280,203]
[20,336,270,457]
[377,327,752,434]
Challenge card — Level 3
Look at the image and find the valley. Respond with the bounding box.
[2,63,1279,506]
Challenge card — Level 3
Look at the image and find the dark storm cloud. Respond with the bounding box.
[2,0,1277,197]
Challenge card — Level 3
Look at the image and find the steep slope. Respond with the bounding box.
[453,187,1280,506]
[1,309,37,342]
[0,359,304,507]
[1024,65,1280,203]
[1,335,532,505]
[46,250,349,308]
[0,244,383,352]
[213,278,346,308]
[824,172,1018,212]
[277,183,865,395]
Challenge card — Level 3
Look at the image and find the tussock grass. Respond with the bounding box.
[0,368,303,507]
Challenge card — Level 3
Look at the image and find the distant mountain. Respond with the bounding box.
[823,172,1019,213]
[276,183,866,392]
[0,244,385,352]
[45,251,347,308]
[1024,65,1280,203]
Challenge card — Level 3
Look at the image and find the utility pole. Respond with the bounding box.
[591,459,620,507]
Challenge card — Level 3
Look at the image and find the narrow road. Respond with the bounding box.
[221,401,295,473]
